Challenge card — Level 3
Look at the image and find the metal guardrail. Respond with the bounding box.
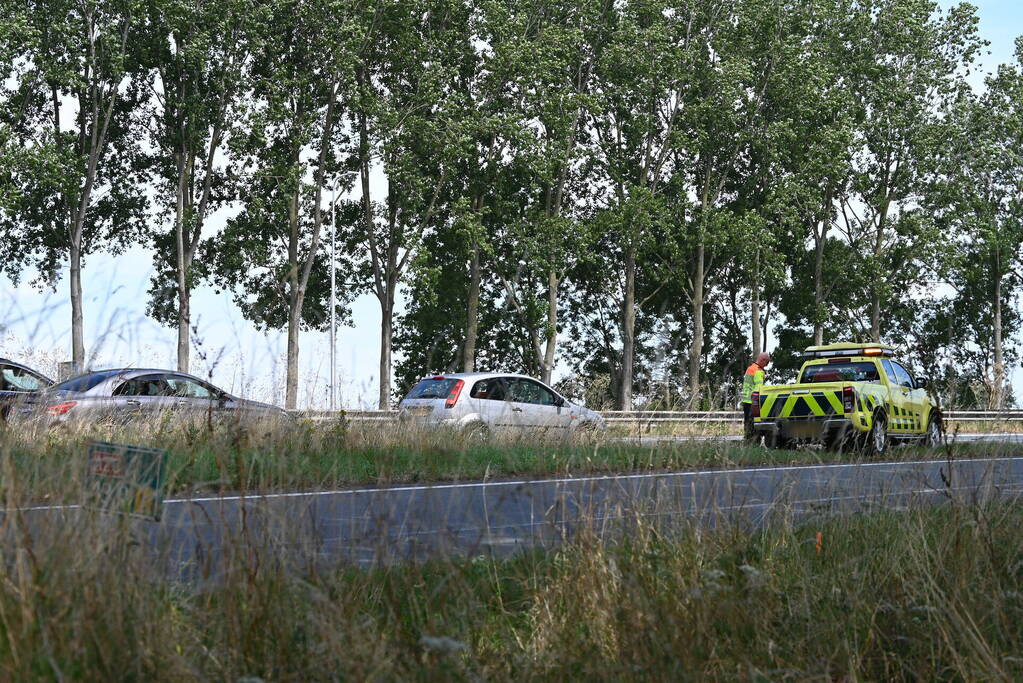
[292,409,1023,424]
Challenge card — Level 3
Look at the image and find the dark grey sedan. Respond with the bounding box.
[18,368,286,427]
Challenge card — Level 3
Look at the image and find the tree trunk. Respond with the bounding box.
[542,270,559,384]
[69,237,85,369]
[688,242,705,405]
[285,190,300,410]
[619,245,636,410]
[177,280,190,372]
[378,290,393,409]
[285,293,301,410]
[812,193,831,346]
[870,198,889,344]
[462,242,480,373]
[992,267,1004,409]
[870,294,881,343]
[174,153,190,372]
[751,250,761,356]
[813,232,825,345]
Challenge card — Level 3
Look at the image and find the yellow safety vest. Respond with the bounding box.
[742,363,765,404]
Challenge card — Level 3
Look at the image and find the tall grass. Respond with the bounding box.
[1,451,1022,681]
[1,417,1010,499]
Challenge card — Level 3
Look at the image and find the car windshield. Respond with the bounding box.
[48,370,123,394]
[405,377,460,400]
[800,362,880,383]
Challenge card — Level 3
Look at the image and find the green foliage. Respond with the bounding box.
[0,0,1018,408]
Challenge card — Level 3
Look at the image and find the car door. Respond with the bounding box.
[522,379,572,431]
[890,361,924,432]
[468,377,514,433]
[505,378,566,432]
[881,360,913,433]
[164,375,222,421]
[110,374,175,421]
[504,378,539,431]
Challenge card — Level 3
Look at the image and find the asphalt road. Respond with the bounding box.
[23,455,1023,576]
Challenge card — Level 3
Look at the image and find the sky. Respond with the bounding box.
[1,1,1021,408]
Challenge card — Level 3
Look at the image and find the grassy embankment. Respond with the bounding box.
[1,417,1016,498]
[1,458,1021,681]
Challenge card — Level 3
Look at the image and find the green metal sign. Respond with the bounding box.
[86,441,168,521]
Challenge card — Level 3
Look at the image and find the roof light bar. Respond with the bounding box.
[803,345,895,359]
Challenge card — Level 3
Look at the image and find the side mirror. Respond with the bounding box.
[555,396,566,408]
[914,377,929,390]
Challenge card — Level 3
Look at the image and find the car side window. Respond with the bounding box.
[114,375,171,397]
[165,376,215,398]
[470,378,506,401]
[1,366,47,392]
[890,362,914,389]
[524,380,558,406]
[506,379,557,406]
[505,379,530,403]
[881,360,897,385]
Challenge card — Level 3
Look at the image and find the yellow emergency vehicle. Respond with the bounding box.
[751,343,941,454]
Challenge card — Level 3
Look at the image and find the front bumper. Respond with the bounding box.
[754,417,856,443]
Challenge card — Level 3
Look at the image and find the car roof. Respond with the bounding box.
[804,342,895,353]
[417,372,542,382]
[57,368,216,386]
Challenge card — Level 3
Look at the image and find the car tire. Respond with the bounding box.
[768,432,791,450]
[923,416,942,447]
[463,422,491,445]
[864,412,888,457]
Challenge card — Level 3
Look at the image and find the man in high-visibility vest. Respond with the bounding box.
[742,352,771,441]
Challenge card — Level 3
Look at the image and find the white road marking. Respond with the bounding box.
[15,455,1023,513]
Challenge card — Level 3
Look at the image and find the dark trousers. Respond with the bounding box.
[742,403,754,440]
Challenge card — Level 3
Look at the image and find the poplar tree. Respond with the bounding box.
[142,0,258,372]
[1,0,148,369]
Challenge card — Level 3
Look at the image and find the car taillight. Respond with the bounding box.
[842,386,855,412]
[47,401,77,415]
[445,380,464,409]
[751,392,760,418]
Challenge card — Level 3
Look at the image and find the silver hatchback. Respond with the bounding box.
[397,372,604,441]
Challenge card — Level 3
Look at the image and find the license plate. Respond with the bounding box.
[409,406,433,416]
[788,422,820,438]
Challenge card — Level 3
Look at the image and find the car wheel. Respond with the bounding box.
[865,412,888,457]
[463,423,490,445]
[923,417,942,447]
[768,432,791,450]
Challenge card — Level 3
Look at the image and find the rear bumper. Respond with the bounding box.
[754,417,856,443]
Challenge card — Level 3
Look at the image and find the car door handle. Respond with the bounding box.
[176,400,188,406]
[126,399,141,406]
[512,407,522,412]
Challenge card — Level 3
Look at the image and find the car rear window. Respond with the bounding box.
[800,362,880,383]
[405,377,460,400]
[48,370,122,394]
